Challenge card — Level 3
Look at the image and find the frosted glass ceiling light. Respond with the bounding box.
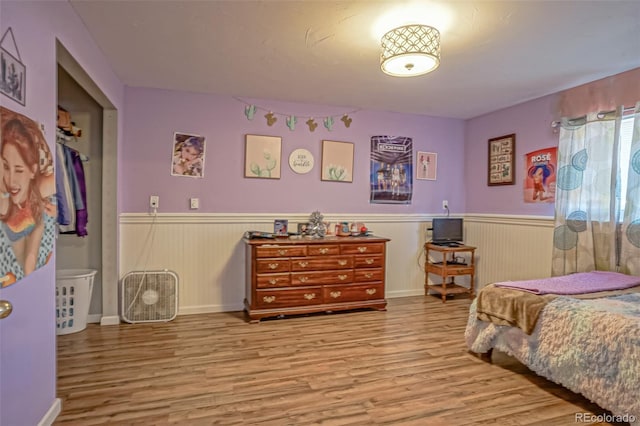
[380,24,440,77]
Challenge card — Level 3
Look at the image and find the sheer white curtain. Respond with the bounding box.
[552,102,640,275]
[619,102,640,275]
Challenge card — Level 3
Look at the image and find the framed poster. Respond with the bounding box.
[416,151,437,180]
[321,140,354,182]
[488,133,515,186]
[0,46,26,106]
[171,132,206,178]
[245,134,282,179]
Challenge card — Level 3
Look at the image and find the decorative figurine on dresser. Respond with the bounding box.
[243,212,389,322]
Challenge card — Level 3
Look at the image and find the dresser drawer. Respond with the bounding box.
[291,270,353,285]
[323,283,384,303]
[354,254,383,268]
[256,273,291,288]
[354,268,384,283]
[255,245,307,258]
[290,256,353,271]
[340,243,385,255]
[256,259,290,273]
[307,245,340,256]
[255,288,322,308]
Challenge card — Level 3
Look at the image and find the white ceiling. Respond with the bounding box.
[69,0,640,119]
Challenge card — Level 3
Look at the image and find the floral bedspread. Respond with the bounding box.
[465,293,640,423]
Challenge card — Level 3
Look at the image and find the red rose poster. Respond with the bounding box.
[524,147,557,203]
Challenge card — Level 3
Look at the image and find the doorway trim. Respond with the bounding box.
[56,41,119,325]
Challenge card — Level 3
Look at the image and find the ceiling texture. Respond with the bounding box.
[69,0,640,119]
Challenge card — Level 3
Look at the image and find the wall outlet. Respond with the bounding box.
[190,198,199,209]
[442,200,449,210]
[150,195,159,209]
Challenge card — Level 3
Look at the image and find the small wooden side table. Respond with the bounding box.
[425,243,476,302]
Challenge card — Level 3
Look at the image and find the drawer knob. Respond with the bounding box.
[298,261,308,267]
[263,295,276,303]
[330,291,342,298]
[365,259,374,264]
[366,288,377,295]
[268,263,279,269]
[338,274,347,281]
[365,273,373,279]
[278,249,288,255]
[338,259,347,266]
[299,276,309,283]
[269,279,278,285]
[357,246,367,253]
[319,248,329,254]
[304,293,316,300]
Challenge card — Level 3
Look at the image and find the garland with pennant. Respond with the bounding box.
[235,97,358,132]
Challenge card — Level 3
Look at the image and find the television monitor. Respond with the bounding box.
[432,218,463,243]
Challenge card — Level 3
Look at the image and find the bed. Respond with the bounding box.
[465,271,640,424]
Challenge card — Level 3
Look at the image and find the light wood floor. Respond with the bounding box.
[55,296,621,425]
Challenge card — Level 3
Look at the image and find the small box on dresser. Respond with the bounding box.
[244,236,390,322]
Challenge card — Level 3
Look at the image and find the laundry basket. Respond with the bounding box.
[56,269,97,335]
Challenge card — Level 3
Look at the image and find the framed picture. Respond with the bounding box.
[321,140,354,182]
[0,46,26,106]
[416,151,437,180]
[488,133,515,186]
[245,134,282,179]
[171,132,206,178]
[274,219,288,235]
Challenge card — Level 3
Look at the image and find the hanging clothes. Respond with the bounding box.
[55,142,73,227]
[55,127,88,237]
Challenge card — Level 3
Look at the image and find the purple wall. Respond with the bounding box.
[465,68,640,216]
[0,2,123,425]
[464,94,558,216]
[122,88,466,214]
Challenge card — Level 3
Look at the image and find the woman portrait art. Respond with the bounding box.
[171,132,206,178]
[0,106,56,287]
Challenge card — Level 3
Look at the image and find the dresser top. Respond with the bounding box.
[244,235,390,246]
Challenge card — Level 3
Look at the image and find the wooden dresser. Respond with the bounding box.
[244,236,390,322]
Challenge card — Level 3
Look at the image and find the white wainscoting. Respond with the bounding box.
[464,214,555,290]
[119,213,554,315]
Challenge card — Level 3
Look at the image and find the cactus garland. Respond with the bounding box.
[236,98,357,132]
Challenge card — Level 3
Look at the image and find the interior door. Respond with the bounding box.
[0,267,58,426]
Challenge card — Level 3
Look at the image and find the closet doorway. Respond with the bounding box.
[56,42,119,325]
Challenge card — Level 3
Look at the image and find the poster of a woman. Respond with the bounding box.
[171,132,206,178]
[0,106,56,287]
[524,147,557,203]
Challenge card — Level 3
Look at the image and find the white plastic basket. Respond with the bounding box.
[56,269,97,335]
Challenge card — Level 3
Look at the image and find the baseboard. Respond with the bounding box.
[387,290,425,298]
[100,315,120,326]
[178,303,244,316]
[38,398,61,426]
[87,313,102,323]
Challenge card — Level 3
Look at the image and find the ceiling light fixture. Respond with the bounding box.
[380,24,440,77]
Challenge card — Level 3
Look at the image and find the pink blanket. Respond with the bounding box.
[494,271,640,295]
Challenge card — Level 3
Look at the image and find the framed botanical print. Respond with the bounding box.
[321,140,354,182]
[488,133,515,186]
[245,134,282,179]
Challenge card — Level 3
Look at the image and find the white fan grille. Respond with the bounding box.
[121,270,178,323]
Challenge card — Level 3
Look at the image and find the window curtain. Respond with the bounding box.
[620,102,640,275]
[552,102,640,275]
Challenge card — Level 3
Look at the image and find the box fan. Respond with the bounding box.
[121,270,178,323]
